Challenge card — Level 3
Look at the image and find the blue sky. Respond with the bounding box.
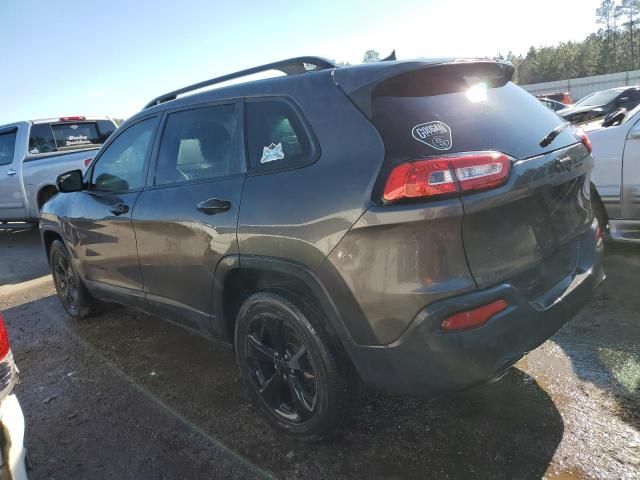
[0,0,600,124]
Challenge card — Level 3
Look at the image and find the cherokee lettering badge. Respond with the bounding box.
[412,121,453,151]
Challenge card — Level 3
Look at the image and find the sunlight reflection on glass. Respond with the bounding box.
[466,82,488,103]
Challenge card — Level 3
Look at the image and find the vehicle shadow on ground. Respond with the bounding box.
[0,227,50,286]
[20,301,563,479]
[552,242,640,432]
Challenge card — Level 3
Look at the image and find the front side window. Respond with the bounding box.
[246,99,313,170]
[91,117,157,192]
[155,104,238,185]
[0,131,17,166]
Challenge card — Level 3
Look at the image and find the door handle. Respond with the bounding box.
[109,203,129,216]
[6,169,16,176]
[196,198,231,215]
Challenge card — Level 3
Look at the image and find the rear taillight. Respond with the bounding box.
[59,116,86,122]
[441,299,508,332]
[84,158,92,168]
[0,313,10,360]
[578,130,592,154]
[383,152,511,203]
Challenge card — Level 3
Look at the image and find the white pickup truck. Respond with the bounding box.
[587,104,640,242]
[0,116,117,224]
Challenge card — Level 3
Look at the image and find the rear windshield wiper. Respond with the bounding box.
[539,122,571,148]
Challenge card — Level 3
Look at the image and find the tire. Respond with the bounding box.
[234,292,355,441]
[49,240,98,319]
[592,190,608,234]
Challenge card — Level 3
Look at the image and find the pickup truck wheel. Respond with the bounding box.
[235,292,354,441]
[49,240,96,319]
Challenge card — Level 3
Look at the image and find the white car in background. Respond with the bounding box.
[0,312,27,480]
[586,104,640,243]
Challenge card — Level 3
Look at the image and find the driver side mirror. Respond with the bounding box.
[56,169,84,193]
[602,108,627,128]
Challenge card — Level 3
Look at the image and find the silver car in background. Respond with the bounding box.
[0,117,116,225]
[588,104,640,242]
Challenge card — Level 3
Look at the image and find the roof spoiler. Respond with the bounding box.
[144,56,335,109]
[333,59,514,118]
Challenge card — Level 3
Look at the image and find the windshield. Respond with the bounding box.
[575,89,622,107]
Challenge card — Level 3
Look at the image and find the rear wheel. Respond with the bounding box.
[49,240,98,319]
[235,292,355,441]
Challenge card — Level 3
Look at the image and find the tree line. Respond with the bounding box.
[353,1,640,85]
[499,0,639,84]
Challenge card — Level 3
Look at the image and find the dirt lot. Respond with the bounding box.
[0,226,638,479]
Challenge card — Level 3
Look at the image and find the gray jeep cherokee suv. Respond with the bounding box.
[40,56,604,439]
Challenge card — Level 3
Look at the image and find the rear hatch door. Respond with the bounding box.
[336,61,593,294]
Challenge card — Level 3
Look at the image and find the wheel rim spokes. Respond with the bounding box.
[53,256,77,308]
[246,316,318,423]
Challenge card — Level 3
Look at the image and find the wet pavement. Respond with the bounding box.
[0,227,638,479]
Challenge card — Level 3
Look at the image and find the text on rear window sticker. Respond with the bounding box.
[260,142,285,163]
[411,121,452,151]
[66,135,90,146]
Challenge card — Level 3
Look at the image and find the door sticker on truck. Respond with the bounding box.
[411,121,452,151]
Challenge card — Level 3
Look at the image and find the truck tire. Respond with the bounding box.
[234,292,355,441]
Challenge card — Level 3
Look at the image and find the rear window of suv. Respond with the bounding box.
[370,64,578,161]
[28,120,116,155]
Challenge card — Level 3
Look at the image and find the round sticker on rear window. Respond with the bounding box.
[412,121,452,151]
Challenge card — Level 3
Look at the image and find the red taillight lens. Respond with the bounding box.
[59,116,86,122]
[84,158,92,168]
[0,314,10,360]
[578,130,592,154]
[383,152,511,203]
[441,299,508,332]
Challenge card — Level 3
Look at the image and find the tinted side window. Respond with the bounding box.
[91,117,157,193]
[29,124,57,154]
[155,105,237,185]
[0,131,17,166]
[97,120,117,143]
[246,100,313,170]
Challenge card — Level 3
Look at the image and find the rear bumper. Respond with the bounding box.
[348,223,605,395]
[0,394,28,480]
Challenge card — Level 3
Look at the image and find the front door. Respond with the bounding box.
[0,127,24,220]
[67,116,160,306]
[132,103,244,336]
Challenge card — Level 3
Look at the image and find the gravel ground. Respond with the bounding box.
[0,227,638,479]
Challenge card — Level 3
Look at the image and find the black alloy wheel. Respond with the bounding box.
[245,314,318,422]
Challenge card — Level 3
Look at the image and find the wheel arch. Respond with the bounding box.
[215,256,353,353]
[590,182,609,229]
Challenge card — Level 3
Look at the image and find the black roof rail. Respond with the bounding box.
[143,56,335,109]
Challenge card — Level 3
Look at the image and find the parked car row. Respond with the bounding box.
[39,56,604,440]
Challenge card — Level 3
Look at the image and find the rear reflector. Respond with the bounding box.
[59,116,86,122]
[84,158,92,168]
[441,299,508,332]
[383,152,511,203]
[0,313,10,360]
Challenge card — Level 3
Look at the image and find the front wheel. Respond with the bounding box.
[49,240,98,319]
[235,292,355,441]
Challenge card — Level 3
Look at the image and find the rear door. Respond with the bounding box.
[132,102,244,337]
[0,127,23,219]
[66,116,159,306]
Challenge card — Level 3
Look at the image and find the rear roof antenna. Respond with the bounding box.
[381,50,396,61]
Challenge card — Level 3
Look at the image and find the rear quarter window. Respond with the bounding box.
[246,99,315,172]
